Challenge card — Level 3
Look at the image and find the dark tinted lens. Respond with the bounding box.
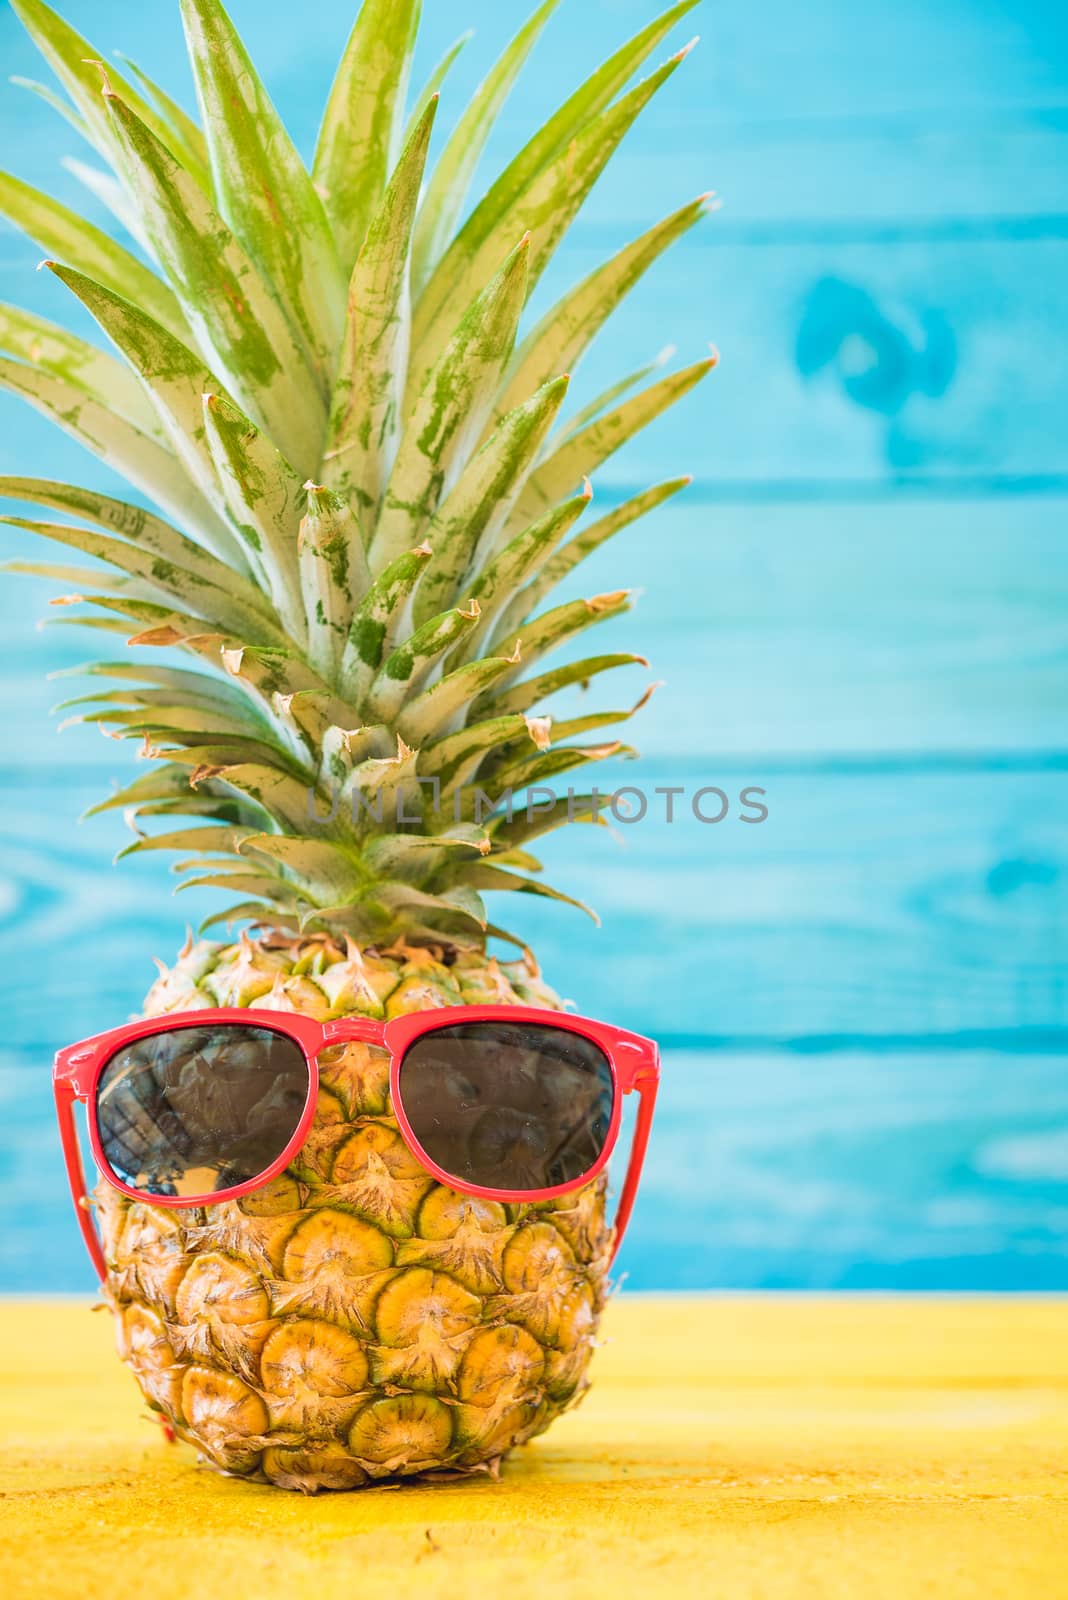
[95,1024,310,1198]
[398,1021,614,1192]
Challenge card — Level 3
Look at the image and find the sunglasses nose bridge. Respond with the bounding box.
[321,1017,388,1047]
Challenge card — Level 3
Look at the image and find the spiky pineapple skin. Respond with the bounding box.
[95,934,612,1492]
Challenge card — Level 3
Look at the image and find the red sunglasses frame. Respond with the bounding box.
[54,1005,660,1282]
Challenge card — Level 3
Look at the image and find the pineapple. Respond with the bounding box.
[1,0,712,1489]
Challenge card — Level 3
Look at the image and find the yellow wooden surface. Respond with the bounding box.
[2,1295,1066,1599]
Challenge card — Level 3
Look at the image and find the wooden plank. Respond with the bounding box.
[580,125,1068,229]
[5,224,1068,492]
[4,1043,1067,1290]
[529,233,1068,490]
[0,768,1064,1044]
[506,765,1068,1040]
[561,494,1068,759]
[623,1047,1068,1289]
[2,1299,1067,1596]
[6,0,1065,165]
[5,90,1066,237]
[4,495,1066,761]
[3,0,1068,496]
[2,1,1065,1317]
[4,1,1068,234]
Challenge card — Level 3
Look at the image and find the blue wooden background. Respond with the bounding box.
[0,0,1066,1291]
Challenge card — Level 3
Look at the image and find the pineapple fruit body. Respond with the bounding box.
[97,935,611,1490]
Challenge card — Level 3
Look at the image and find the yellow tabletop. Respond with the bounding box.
[2,1295,1066,1599]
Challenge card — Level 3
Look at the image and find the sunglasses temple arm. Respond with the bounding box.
[55,1082,106,1283]
[608,1070,659,1268]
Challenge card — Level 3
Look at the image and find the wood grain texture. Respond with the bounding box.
[6,1043,1066,1292]
[3,0,1065,164]
[0,0,1064,1294]
[2,0,1066,504]
[0,770,1063,1047]
[1,1295,1066,1598]
[5,228,1068,492]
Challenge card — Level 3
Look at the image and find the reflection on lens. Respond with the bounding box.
[95,1024,310,1198]
[398,1021,613,1192]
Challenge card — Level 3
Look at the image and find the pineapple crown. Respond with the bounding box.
[0,0,713,950]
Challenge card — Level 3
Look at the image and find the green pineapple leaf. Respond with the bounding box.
[8,0,211,183]
[451,489,593,666]
[0,514,281,643]
[313,0,421,274]
[104,87,326,474]
[236,835,366,903]
[339,545,434,707]
[1,0,713,944]
[371,233,531,571]
[298,485,369,681]
[410,374,570,630]
[410,3,698,386]
[112,51,209,176]
[0,299,164,439]
[418,713,539,790]
[411,0,562,295]
[495,477,690,637]
[0,170,187,340]
[43,260,258,574]
[495,195,710,425]
[363,602,483,726]
[396,655,522,747]
[544,687,659,745]
[443,861,600,924]
[0,476,260,599]
[489,591,632,682]
[361,827,488,878]
[201,393,306,641]
[117,823,256,862]
[403,29,472,144]
[323,95,437,517]
[504,355,716,536]
[0,355,233,550]
[178,0,345,384]
[484,652,651,718]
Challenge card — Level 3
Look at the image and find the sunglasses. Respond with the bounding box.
[54,1005,660,1281]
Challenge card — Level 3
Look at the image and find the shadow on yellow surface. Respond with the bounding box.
[2,1295,1067,1599]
